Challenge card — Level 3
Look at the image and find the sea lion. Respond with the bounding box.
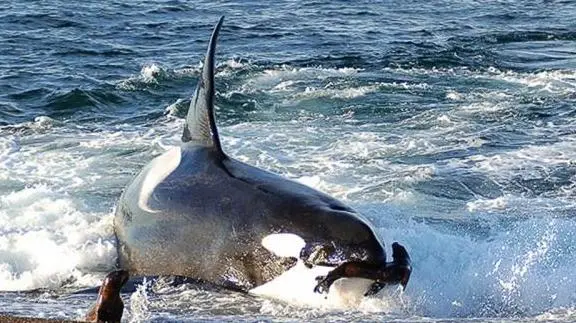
[85,270,129,323]
[114,16,411,302]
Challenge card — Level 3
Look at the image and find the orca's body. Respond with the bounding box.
[114,17,411,299]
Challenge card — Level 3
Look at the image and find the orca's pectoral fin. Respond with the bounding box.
[312,242,412,295]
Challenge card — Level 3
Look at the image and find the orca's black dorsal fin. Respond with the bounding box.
[182,16,225,156]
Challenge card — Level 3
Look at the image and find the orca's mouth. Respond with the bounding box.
[299,242,374,268]
[301,242,412,296]
[260,233,412,296]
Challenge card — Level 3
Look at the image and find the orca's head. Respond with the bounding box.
[263,206,387,268]
[255,211,399,307]
[296,209,387,268]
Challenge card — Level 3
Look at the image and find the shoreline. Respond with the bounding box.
[0,315,82,323]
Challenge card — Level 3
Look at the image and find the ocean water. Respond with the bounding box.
[1,0,576,321]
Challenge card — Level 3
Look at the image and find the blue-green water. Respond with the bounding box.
[1,0,576,321]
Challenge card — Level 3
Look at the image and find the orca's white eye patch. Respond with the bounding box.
[262,233,306,258]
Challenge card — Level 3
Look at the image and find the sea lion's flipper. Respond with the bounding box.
[364,281,386,296]
[182,16,226,158]
[390,242,412,290]
[314,242,412,295]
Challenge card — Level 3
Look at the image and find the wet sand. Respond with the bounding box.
[0,315,82,323]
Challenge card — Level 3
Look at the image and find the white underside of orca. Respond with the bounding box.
[253,233,374,308]
[249,261,373,309]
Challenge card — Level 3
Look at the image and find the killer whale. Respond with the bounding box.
[114,16,411,301]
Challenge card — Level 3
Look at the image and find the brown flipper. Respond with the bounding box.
[314,242,411,295]
[86,270,129,323]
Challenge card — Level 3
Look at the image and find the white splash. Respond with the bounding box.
[116,63,172,90]
[164,98,188,116]
[245,66,361,92]
[140,63,164,83]
[0,185,116,290]
[297,85,380,99]
[128,278,152,323]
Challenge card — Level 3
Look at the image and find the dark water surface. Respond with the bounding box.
[1,0,576,321]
